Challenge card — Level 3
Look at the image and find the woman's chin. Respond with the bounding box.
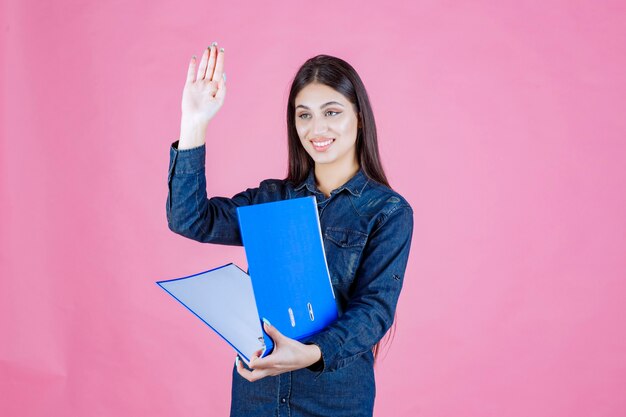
[310,156,336,165]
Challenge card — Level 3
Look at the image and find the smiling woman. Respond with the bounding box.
[294,84,360,196]
[166,45,414,417]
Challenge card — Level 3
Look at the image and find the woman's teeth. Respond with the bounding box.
[313,139,334,146]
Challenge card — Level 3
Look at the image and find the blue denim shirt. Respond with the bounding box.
[166,140,414,417]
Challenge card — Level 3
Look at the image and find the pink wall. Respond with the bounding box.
[2,1,625,416]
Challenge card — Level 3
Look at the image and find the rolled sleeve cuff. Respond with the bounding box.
[303,330,343,377]
[169,140,205,175]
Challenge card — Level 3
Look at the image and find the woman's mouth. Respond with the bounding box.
[311,138,335,152]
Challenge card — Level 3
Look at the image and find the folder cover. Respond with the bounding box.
[237,196,338,357]
[157,196,337,365]
[157,263,265,365]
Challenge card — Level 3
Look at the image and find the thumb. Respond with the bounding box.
[263,318,284,343]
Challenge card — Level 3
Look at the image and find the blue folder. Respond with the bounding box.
[157,196,337,364]
[237,196,338,357]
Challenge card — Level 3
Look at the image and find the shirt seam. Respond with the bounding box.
[372,204,412,235]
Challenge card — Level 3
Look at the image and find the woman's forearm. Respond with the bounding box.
[178,116,209,150]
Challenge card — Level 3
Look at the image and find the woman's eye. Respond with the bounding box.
[297,111,340,119]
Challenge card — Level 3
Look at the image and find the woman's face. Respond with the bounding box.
[294,82,360,170]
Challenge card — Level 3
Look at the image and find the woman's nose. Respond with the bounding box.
[312,118,329,134]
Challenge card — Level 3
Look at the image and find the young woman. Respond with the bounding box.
[166,42,414,417]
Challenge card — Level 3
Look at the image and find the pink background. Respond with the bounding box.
[2,1,625,416]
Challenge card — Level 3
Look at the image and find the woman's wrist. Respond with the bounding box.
[178,115,209,150]
[304,343,323,370]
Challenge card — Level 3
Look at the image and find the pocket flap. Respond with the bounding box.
[324,227,368,248]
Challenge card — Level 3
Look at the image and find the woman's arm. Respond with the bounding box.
[178,42,226,150]
[166,140,263,246]
[167,44,255,244]
[238,204,414,380]
[303,205,414,373]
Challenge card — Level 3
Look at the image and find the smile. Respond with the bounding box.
[311,138,335,151]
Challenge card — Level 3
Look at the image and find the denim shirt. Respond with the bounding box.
[166,140,414,417]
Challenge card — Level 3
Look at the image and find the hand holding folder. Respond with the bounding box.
[157,196,338,366]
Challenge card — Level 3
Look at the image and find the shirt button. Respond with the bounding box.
[281,398,286,403]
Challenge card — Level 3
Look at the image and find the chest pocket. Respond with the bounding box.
[323,227,368,291]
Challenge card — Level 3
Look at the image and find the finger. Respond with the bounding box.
[214,73,226,101]
[237,361,269,382]
[248,342,278,371]
[196,46,210,81]
[263,319,284,343]
[236,355,256,377]
[248,348,264,368]
[236,355,245,373]
[236,356,252,379]
[247,355,278,370]
[206,43,218,81]
[186,55,197,83]
[247,368,269,382]
[212,46,225,82]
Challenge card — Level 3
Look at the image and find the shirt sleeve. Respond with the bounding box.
[304,204,414,375]
[166,140,261,246]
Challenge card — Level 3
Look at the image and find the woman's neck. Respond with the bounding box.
[314,160,360,198]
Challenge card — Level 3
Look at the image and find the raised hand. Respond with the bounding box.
[178,42,226,149]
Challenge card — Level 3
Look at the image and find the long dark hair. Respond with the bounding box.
[285,54,395,362]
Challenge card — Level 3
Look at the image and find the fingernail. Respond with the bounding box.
[192,55,196,60]
[262,317,271,327]
[223,73,226,81]
[211,41,217,47]
[220,47,224,52]
[235,356,240,366]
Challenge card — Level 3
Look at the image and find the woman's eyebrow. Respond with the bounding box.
[296,101,345,110]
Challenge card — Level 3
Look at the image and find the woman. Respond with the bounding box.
[166,42,414,417]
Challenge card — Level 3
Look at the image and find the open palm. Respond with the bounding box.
[181,43,226,125]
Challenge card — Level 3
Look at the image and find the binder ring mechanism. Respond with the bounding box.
[286,303,316,327]
[286,303,315,328]
[288,307,296,327]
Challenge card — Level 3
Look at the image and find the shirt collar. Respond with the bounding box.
[294,167,369,198]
